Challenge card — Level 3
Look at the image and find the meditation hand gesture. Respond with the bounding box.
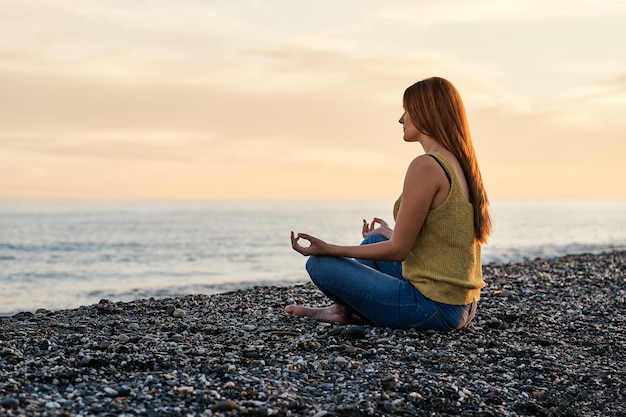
[362,218,393,240]
[291,231,330,256]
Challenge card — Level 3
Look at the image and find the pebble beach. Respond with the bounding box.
[1,251,625,417]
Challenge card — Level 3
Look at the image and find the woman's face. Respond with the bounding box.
[399,111,420,142]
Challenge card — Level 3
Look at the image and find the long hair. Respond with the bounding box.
[403,77,491,243]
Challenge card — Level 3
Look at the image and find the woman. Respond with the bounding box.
[287,77,491,331]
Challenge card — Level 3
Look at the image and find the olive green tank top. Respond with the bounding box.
[393,152,484,305]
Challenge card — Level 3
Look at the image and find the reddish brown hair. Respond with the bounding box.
[403,77,491,243]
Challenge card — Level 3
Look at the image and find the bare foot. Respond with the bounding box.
[284,303,350,324]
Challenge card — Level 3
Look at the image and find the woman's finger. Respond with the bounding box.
[362,219,369,236]
[291,231,304,250]
[373,217,388,227]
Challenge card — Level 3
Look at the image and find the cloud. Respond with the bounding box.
[1,0,624,199]
[570,73,626,103]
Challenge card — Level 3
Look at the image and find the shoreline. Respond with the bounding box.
[4,247,625,317]
[1,251,625,416]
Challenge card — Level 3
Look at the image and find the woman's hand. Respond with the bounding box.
[362,217,393,239]
[291,231,330,256]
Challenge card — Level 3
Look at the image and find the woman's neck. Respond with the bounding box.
[420,136,447,154]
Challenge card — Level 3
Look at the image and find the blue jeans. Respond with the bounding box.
[305,234,477,331]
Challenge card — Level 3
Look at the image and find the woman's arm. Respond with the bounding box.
[292,155,448,261]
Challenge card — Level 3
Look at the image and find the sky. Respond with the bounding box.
[1,0,625,200]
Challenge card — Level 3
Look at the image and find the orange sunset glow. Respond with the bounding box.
[1,1,625,200]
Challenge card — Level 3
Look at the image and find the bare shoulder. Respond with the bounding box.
[402,154,450,195]
[406,154,446,177]
[414,150,470,201]
[400,154,449,210]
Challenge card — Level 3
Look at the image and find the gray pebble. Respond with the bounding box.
[103,387,119,397]
[0,397,19,409]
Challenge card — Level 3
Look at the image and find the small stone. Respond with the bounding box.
[343,345,357,354]
[103,387,119,397]
[342,325,367,339]
[170,334,184,342]
[409,392,422,400]
[0,397,19,409]
[212,400,239,412]
[173,308,186,318]
[381,375,397,390]
[99,341,113,350]
[117,334,130,343]
[242,324,256,331]
[39,339,52,350]
[45,401,61,409]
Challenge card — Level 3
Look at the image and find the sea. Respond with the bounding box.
[1,199,626,316]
